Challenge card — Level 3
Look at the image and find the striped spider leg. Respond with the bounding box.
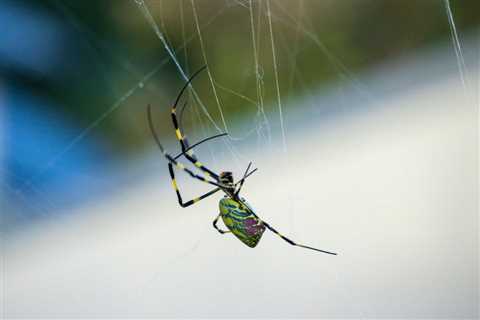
[167,135,226,208]
[262,221,337,255]
[147,104,223,191]
[170,66,220,180]
[234,198,337,255]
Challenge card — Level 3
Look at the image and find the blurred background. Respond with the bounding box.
[1,0,478,318]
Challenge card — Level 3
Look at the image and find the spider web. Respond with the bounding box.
[3,0,472,254]
[7,0,470,213]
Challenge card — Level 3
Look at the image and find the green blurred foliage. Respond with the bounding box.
[37,0,479,155]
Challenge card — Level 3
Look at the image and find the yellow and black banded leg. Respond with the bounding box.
[165,66,221,180]
[148,104,224,190]
[171,103,220,180]
[173,132,228,161]
[168,163,221,208]
[212,214,231,234]
[262,221,337,255]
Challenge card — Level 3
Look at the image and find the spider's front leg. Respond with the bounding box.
[169,67,221,180]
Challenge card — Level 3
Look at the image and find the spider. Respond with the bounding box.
[147,66,336,255]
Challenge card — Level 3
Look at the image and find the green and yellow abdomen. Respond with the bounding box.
[219,197,265,248]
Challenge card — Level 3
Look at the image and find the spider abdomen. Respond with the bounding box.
[219,197,265,248]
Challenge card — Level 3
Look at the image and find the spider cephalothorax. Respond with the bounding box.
[147,66,336,255]
[219,171,233,184]
[219,172,234,192]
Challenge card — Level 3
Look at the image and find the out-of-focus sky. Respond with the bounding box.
[3,0,479,148]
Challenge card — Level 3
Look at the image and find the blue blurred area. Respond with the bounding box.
[2,86,118,228]
[0,1,65,76]
[0,0,117,227]
[4,84,112,203]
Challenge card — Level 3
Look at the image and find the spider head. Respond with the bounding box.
[219,171,235,192]
[219,171,234,185]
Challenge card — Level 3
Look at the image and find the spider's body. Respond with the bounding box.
[147,66,336,255]
[219,197,265,248]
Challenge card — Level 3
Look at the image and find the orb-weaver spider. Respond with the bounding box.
[147,66,336,255]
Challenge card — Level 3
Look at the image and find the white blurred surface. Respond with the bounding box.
[4,45,478,318]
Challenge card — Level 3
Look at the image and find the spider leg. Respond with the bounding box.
[261,221,337,255]
[171,101,220,180]
[165,66,222,180]
[147,104,224,189]
[173,132,228,160]
[168,163,221,207]
[235,162,252,197]
[212,214,231,234]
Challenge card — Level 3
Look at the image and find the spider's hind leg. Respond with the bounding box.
[262,221,337,255]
